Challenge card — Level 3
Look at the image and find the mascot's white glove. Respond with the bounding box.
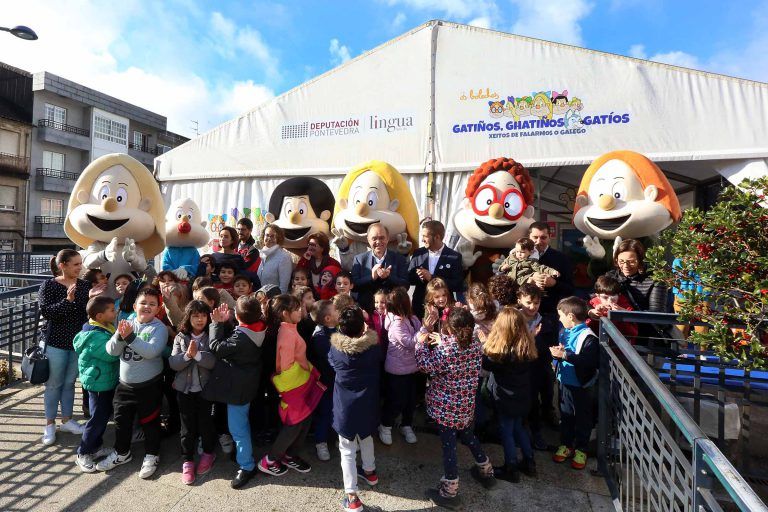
[456,237,481,269]
[396,233,412,255]
[612,236,624,259]
[122,238,137,263]
[173,268,188,281]
[331,227,350,253]
[583,235,606,259]
[104,237,119,262]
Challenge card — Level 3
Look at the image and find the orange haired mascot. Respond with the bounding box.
[573,150,681,277]
[453,157,536,283]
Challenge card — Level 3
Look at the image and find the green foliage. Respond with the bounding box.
[646,177,768,369]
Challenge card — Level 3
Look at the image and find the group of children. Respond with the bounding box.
[66,250,636,511]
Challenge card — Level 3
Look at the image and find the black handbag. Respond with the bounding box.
[22,342,50,385]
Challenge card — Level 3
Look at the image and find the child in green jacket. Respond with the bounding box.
[73,296,120,473]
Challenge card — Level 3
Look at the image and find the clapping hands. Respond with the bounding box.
[211,303,231,324]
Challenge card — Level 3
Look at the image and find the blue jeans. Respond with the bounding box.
[227,403,255,471]
[498,413,533,466]
[313,391,333,444]
[79,389,115,455]
[44,346,78,420]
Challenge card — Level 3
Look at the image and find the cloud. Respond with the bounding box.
[627,44,701,69]
[391,11,408,32]
[329,38,352,66]
[383,0,499,21]
[468,16,492,28]
[509,0,593,46]
[0,2,277,137]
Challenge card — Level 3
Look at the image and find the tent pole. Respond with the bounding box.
[425,20,440,222]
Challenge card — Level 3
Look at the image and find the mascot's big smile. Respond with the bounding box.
[475,219,515,236]
[587,214,631,232]
[346,220,379,235]
[86,214,129,232]
[283,226,311,241]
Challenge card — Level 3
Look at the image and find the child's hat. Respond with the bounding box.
[321,264,341,277]
[256,283,281,299]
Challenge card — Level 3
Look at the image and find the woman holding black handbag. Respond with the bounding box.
[38,249,91,446]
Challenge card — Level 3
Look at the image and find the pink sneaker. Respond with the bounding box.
[182,461,196,485]
[197,452,216,476]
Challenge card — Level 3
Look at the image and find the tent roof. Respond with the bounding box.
[155,20,768,182]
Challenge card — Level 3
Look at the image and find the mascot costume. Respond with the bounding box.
[65,153,166,297]
[265,177,335,257]
[453,157,537,283]
[161,198,209,280]
[573,150,681,277]
[331,160,419,270]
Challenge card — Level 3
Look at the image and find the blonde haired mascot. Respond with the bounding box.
[331,160,419,270]
[161,198,209,280]
[574,150,681,277]
[65,153,166,296]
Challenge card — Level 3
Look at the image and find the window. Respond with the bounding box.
[0,239,14,252]
[133,131,148,148]
[0,129,20,155]
[42,151,65,171]
[93,115,127,145]
[0,186,16,211]
[40,198,64,218]
[157,144,171,155]
[45,103,67,125]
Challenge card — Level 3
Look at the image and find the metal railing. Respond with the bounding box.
[129,141,158,155]
[0,275,48,390]
[0,151,30,174]
[0,254,53,275]
[34,216,65,224]
[597,314,768,511]
[36,167,79,180]
[38,118,90,137]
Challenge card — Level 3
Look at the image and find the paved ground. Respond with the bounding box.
[0,382,613,512]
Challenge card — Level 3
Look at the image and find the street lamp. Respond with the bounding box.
[0,25,38,41]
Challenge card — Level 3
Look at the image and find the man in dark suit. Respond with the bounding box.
[351,223,409,312]
[528,221,574,316]
[408,220,464,319]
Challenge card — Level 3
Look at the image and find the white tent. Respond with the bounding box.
[155,20,768,235]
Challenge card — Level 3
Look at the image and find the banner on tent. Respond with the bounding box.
[281,112,416,140]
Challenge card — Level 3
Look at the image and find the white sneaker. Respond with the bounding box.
[96,450,133,471]
[219,434,234,454]
[378,425,392,445]
[59,419,85,435]
[315,442,331,461]
[400,426,418,444]
[139,454,159,479]
[42,424,56,446]
[131,429,145,443]
[93,446,113,459]
[76,453,97,473]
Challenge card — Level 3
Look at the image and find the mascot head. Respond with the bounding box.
[453,157,536,249]
[165,198,209,248]
[65,153,165,258]
[332,160,419,249]
[265,177,335,249]
[573,150,681,239]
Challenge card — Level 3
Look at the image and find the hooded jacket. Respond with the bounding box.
[383,313,421,375]
[202,322,265,405]
[73,321,120,392]
[169,331,217,394]
[328,329,380,440]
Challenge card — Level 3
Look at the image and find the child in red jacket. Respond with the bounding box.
[587,275,638,342]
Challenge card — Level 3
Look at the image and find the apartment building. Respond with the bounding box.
[0,63,33,253]
[28,71,188,252]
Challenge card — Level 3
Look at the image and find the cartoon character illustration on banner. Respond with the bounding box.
[161,198,209,281]
[531,92,553,120]
[573,150,682,277]
[488,100,505,118]
[265,177,335,257]
[207,214,227,252]
[551,90,569,116]
[331,160,419,270]
[64,153,166,297]
[453,157,536,283]
[513,96,532,121]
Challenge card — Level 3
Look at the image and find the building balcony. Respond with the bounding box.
[128,141,157,166]
[37,119,91,151]
[0,152,30,179]
[31,215,66,239]
[35,168,78,194]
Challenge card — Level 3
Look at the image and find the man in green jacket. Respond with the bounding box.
[72,295,119,473]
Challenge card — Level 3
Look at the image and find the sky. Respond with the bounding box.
[1,0,766,138]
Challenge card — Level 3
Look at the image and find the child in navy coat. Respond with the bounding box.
[328,306,381,512]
